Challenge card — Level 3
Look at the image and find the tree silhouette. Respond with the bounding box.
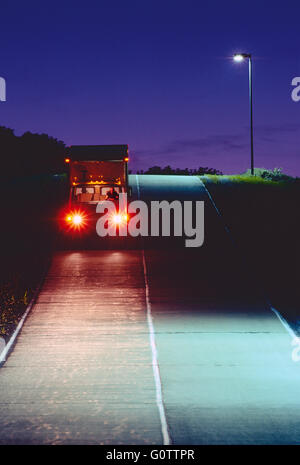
[140,165,223,176]
[19,132,65,175]
[0,126,66,178]
[0,126,20,176]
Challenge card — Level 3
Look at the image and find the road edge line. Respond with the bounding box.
[142,250,171,446]
[0,260,51,367]
[199,177,298,341]
[270,305,298,340]
[198,176,234,240]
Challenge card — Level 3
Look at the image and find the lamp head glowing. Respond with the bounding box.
[233,54,245,62]
[233,53,251,62]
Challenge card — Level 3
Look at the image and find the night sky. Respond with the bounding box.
[0,0,300,175]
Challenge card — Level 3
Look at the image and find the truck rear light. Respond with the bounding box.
[73,214,83,225]
[112,213,128,224]
[64,210,87,230]
[113,214,122,224]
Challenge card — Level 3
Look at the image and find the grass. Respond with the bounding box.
[203,167,299,185]
[0,174,67,342]
[203,174,276,185]
[0,281,28,340]
[0,252,50,341]
[201,171,300,334]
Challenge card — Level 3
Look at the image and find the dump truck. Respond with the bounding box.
[60,144,130,235]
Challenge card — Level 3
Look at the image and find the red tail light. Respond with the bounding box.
[64,209,88,231]
[112,213,128,224]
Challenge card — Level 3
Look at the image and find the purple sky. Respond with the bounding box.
[0,0,300,175]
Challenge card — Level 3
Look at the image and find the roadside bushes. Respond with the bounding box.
[0,127,68,342]
[243,167,297,182]
[137,165,223,175]
[0,174,68,341]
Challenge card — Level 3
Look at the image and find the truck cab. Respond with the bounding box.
[67,144,129,204]
[61,144,130,234]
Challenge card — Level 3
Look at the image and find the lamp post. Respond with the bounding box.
[233,53,254,175]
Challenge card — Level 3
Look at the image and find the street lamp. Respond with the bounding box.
[233,53,254,175]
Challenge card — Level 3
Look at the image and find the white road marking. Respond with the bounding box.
[0,267,48,366]
[142,250,171,445]
[271,306,298,340]
[198,177,233,238]
[0,285,40,365]
[135,174,170,444]
[200,176,298,344]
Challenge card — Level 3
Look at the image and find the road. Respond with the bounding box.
[0,175,300,444]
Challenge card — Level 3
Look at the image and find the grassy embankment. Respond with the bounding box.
[202,172,300,333]
[0,174,67,341]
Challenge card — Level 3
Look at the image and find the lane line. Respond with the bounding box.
[142,250,171,445]
[135,174,171,445]
[137,175,298,440]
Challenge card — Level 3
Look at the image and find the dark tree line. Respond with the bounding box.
[0,126,66,177]
[0,126,223,178]
[135,165,223,176]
